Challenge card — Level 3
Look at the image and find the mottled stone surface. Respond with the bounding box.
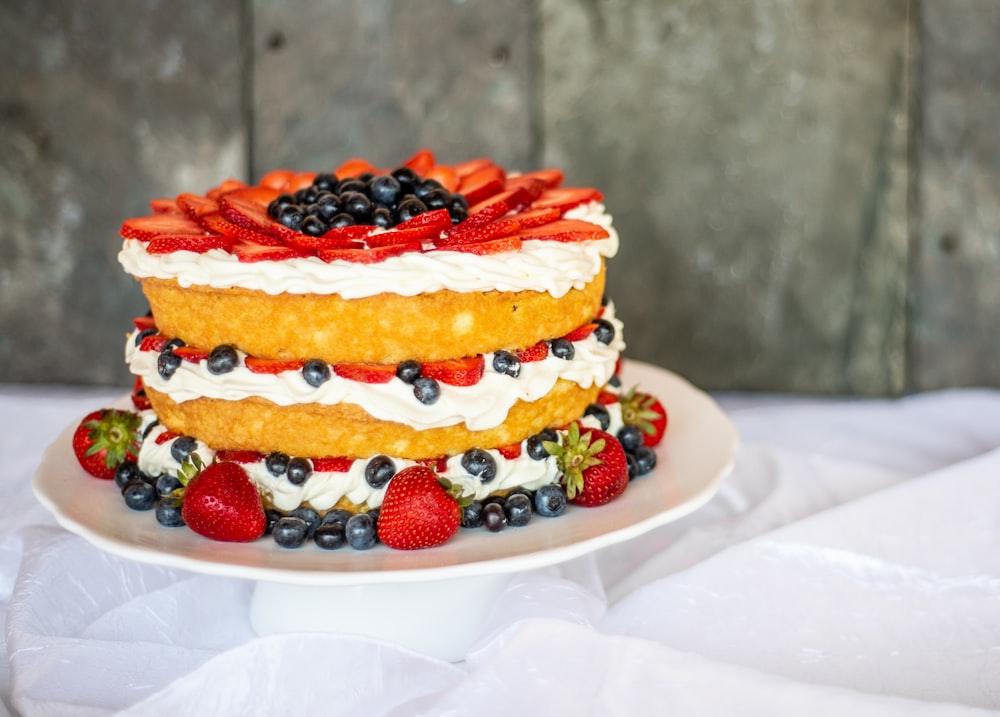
[0,0,245,385]
[912,0,1000,390]
[541,0,912,394]
[251,0,538,175]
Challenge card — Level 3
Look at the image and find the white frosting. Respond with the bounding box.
[127,304,625,432]
[136,401,627,512]
[117,202,619,299]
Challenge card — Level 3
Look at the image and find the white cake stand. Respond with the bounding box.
[33,362,738,661]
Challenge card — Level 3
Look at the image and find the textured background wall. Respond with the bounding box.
[1,0,997,395]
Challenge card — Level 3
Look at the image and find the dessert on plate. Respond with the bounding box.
[71,149,667,551]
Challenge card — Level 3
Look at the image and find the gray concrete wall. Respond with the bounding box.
[1,0,996,395]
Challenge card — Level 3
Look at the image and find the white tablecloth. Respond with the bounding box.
[1,383,997,716]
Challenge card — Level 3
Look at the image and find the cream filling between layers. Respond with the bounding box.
[117,202,619,299]
[136,404,625,512]
[126,305,624,433]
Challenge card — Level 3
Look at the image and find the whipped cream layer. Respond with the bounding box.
[127,305,625,433]
[136,403,625,512]
[117,203,619,299]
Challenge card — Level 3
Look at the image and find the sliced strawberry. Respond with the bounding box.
[149,198,183,214]
[244,356,307,374]
[133,315,157,331]
[284,172,318,193]
[131,376,151,411]
[402,149,435,175]
[201,214,286,246]
[498,443,522,460]
[332,362,397,384]
[216,450,266,465]
[517,218,609,243]
[562,323,598,342]
[320,224,373,241]
[146,234,234,254]
[176,193,219,221]
[532,187,603,212]
[425,165,459,192]
[510,168,564,190]
[365,224,441,248]
[139,333,170,352]
[230,242,313,262]
[311,456,356,473]
[335,157,379,178]
[282,233,365,252]
[394,208,453,233]
[596,390,620,406]
[206,178,248,199]
[420,356,485,386]
[172,345,210,363]
[452,157,495,179]
[219,190,302,243]
[436,217,519,249]
[120,214,207,241]
[417,456,449,473]
[510,207,560,230]
[444,233,521,255]
[466,187,532,227]
[155,430,181,445]
[458,164,506,205]
[514,341,549,363]
[317,241,422,264]
[501,175,547,202]
[258,169,295,190]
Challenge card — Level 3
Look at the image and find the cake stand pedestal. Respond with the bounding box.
[33,363,738,662]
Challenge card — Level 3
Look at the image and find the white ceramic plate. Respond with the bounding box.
[33,361,737,586]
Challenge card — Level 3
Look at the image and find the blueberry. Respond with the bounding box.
[142,420,160,439]
[134,327,157,347]
[372,207,393,229]
[395,197,427,223]
[461,500,485,528]
[549,338,575,360]
[413,376,441,405]
[369,175,402,206]
[345,512,377,550]
[115,460,142,491]
[329,212,356,228]
[264,509,284,535]
[272,516,309,548]
[364,455,396,488]
[337,178,366,195]
[608,374,622,389]
[395,360,421,384]
[266,452,290,476]
[450,194,469,212]
[534,484,567,517]
[155,496,185,527]
[390,166,419,193]
[294,186,319,204]
[157,350,181,379]
[450,207,468,225]
[593,318,616,345]
[279,208,305,231]
[170,435,198,464]
[504,493,532,527]
[302,359,331,387]
[422,188,451,210]
[461,449,497,484]
[290,507,321,536]
[315,193,342,220]
[163,337,186,352]
[314,521,347,550]
[584,403,611,431]
[122,479,156,511]
[414,178,444,198]
[492,350,521,378]
[207,344,239,374]
[482,502,507,532]
[321,508,353,526]
[286,457,313,486]
[313,174,338,191]
[526,428,558,460]
[155,473,183,497]
[300,215,329,236]
[617,425,644,454]
[267,194,294,218]
[341,191,372,222]
[634,445,657,475]
[626,452,638,481]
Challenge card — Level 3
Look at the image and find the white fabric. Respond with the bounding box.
[1,383,998,716]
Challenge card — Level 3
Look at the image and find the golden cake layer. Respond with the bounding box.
[141,265,606,365]
[145,379,601,459]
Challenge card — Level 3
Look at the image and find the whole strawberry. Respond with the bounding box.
[72,409,142,479]
[377,465,462,550]
[620,388,668,447]
[180,461,266,542]
[545,422,628,507]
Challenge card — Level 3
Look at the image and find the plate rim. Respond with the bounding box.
[32,361,738,586]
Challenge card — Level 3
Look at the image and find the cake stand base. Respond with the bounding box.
[248,572,513,661]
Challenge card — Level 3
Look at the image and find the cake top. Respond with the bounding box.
[118,149,612,265]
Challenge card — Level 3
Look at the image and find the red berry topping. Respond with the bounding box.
[332,362,397,384]
[181,461,267,543]
[71,409,142,480]
[376,465,462,550]
[420,356,485,386]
